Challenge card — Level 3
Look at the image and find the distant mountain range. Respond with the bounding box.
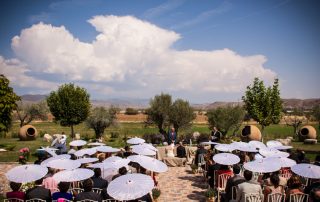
[20,94,320,110]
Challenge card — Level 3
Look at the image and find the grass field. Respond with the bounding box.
[0,121,319,162]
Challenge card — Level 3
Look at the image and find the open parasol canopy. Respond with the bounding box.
[76,157,99,164]
[46,159,81,170]
[131,145,156,156]
[41,154,71,167]
[212,153,240,165]
[127,137,145,145]
[6,164,48,183]
[107,173,154,201]
[291,163,320,179]
[74,148,97,157]
[53,168,94,182]
[69,140,87,147]
[214,144,234,152]
[87,142,105,146]
[249,140,267,150]
[265,157,296,168]
[128,155,168,173]
[231,142,258,152]
[259,148,289,158]
[96,146,120,153]
[266,140,283,148]
[244,159,281,173]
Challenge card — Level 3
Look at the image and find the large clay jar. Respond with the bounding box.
[19,125,38,141]
[299,125,317,141]
[241,125,262,142]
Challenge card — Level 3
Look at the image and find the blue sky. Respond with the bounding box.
[0,0,319,103]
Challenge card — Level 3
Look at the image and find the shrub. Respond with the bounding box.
[142,133,164,144]
[152,188,161,199]
[196,133,210,144]
[38,130,47,138]
[205,188,216,198]
[110,132,120,139]
[125,108,139,115]
[177,133,194,144]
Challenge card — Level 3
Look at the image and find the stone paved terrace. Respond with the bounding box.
[0,163,207,201]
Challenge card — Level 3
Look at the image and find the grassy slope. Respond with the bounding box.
[0,122,319,162]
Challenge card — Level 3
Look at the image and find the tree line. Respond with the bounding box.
[1,74,320,139]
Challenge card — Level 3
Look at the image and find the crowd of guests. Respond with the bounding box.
[5,145,157,202]
[195,144,320,202]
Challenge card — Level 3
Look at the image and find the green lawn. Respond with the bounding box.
[0,122,319,162]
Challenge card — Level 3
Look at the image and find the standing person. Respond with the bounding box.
[168,127,177,144]
[211,127,222,149]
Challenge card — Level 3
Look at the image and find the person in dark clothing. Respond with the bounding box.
[52,181,73,201]
[168,127,177,144]
[123,145,133,158]
[25,178,51,202]
[207,159,220,188]
[194,145,207,165]
[112,166,128,180]
[210,127,222,149]
[6,182,25,200]
[91,168,108,189]
[75,179,102,202]
[176,142,186,158]
[223,165,246,202]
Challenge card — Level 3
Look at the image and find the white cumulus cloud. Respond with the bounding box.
[3,15,276,100]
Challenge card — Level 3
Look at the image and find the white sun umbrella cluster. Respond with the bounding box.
[69,140,87,147]
[214,144,234,152]
[265,157,296,168]
[46,159,81,170]
[291,164,320,179]
[244,159,281,173]
[89,157,130,170]
[6,164,48,183]
[74,148,97,157]
[259,147,289,158]
[53,168,94,182]
[128,155,168,173]
[131,145,156,156]
[41,154,71,167]
[231,142,258,152]
[127,137,145,145]
[212,153,240,165]
[96,146,120,153]
[249,140,267,150]
[107,173,154,201]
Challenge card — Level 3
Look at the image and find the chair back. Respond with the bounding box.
[4,199,24,202]
[217,173,232,190]
[92,188,103,194]
[102,200,119,202]
[289,193,309,202]
[52,199,72,202]
[267,193,285,202]
[244,193,263,202]
[69,187,84,194]
[231,186,237,201]
[280,169,292,180]
[78,200,99,202]
[26,199,47,202]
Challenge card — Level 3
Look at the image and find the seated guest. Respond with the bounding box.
[26,178,51,201]
[216,165,233,188]
[263,173,284,202]
[112,166,128,180]
[207,158,220,188]
[265,170,287,187]
[236,170,263,202]
[6,182,25,200]
[176,142,186,158]
[286,175,304,201]
[75,179,102,202]
[304,178,320,195]
[42,168,58,193]
[165,143,175,158]
[195,145,207,166]
[123,145,133,158]
[52,182,73,201]
[91,168,108,189]
[224,165,245,202]
[310,187,320,202]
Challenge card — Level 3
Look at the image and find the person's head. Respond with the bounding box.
[270,173,280,187]
[171,127,175,132]
[125,145,130,152]
[220,165,229,170]
[243,170,253,181]
[233,165,241,175]
[310,187,320,202]
[48,168,56,175]
[82,178,93,192]
[213,127,218,131]
[58,181,70,193]
[35,178,43,185]
[9,182,21,191]
[179,141,183,146]
[94,168,101,177]
[119,167,127,175]
[287,175,302,189]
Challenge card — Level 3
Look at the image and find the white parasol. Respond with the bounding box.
[37,147,58,157]
[53,168,94,182]
[103,156,123,163]
[214,144,234,152]
[127,137,145,145]
[87,142,105,146]
[212,153,240,165]
[273,145,293,150]
[259,148,289,158]
[266,140,283,148]
[6,164,48,183]
[128,155,168,173]
[131,145,156,156]
[46,159,81,170]
[68,148,77,154]
[249,140,267,150]
[69,140,87,147]
[265,157,296,168]
[90,158,130,170]
[291,163,320,179]
[76,157,99,164]
[200,141,220,145]
[107,173,154,201]
[74,148,97,157]
[255,153,264,160]
[231,142,258,152]
[96,146,120,153]
[138,143,158,151]
[41,154,71,167]
[244,159,281,173]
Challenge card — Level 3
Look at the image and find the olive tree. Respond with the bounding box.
[312,104,320,130]
[47,83,90,138]
[284,108,307,136]
[169,99,196,133]
[86,106,117,139]
[206,105,245,136]
[16,100,48,127]
[242,78,282,132]
[0,74,20,133]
